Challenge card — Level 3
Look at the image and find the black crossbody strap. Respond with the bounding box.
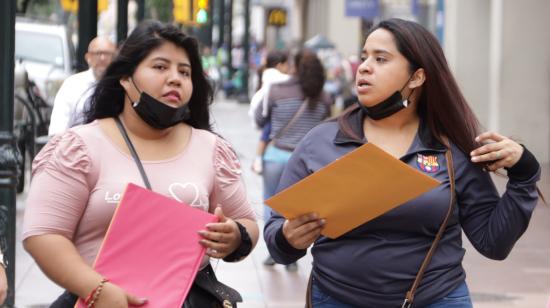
[114,117,152,190]
[402,148,455,308]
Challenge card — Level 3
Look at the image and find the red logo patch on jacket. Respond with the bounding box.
[416,154,439,173]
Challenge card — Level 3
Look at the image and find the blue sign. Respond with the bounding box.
[345,0,379,19]
[436,0,445,44]
[412,0,419,16]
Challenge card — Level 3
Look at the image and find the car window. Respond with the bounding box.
[16,30,65,68]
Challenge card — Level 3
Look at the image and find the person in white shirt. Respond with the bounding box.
[248,51,291,124]
[248,50,290,174]
[48,36,116,136]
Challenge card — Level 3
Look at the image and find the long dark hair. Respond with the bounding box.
[256,50,289,91]
[84,20,213,130]
[338,18,480,155]
[295,50,326,104]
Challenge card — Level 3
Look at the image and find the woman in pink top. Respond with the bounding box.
[23,21,258,307]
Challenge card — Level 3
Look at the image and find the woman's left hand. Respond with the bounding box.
[198,207,241,259]
[470,131,524,171]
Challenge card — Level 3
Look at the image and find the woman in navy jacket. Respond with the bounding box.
[264,18,541,308]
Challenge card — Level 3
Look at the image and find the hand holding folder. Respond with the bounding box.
[76,183,218,307]
[266,143,441,239]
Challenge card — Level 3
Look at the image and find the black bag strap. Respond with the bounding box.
[114,117,152,190]
[305,271,313,308]
[193,263,243,304]
[402,148,455,308]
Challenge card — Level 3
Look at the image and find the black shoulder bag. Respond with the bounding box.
[114,117,242,308]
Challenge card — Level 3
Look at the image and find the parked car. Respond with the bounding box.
[13,17,75,192]
[15,17,76,106]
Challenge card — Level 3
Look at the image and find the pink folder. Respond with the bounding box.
[76,183,218,307]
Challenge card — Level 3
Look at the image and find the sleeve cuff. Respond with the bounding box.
[275,227,307,257]
[505,145,540,182]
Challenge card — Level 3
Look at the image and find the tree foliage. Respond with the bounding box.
[146,0,173,22]
[17,0,56,18]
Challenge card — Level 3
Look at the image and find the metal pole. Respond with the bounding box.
[217,0,225,49]
[117,0,129,44]
[136,0,146,22]
[0,0,17,306]
[77,0,98,72]
[241,0,250,99]
[206,0,214,47]
[195,0,213,47]
[226,0,233,77]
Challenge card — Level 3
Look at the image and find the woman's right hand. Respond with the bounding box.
[93,282,147,308]
[282,212,325,250]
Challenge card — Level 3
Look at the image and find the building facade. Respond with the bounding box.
[445,0,550,164]
[248,0,550,164]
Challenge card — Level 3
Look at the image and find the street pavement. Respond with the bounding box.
[13,96,550,307]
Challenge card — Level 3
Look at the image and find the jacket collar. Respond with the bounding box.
[334,107,447,153]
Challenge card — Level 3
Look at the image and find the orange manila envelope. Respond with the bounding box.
[265,143,441,239]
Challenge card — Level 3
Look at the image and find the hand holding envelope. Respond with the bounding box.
[266,143,441,239]
[282,212,326,249]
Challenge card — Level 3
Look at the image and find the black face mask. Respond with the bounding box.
[128,78,191,129]
[357,76,414,120]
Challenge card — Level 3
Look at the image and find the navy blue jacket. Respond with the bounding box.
[264,108,541,307]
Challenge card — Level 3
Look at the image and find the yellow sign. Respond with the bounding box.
[60,0,77,12]
[197,0,208,9]
[268,8,287,27]
[174,0,192,23]
[60,0,109,13]
[98,0,108,12]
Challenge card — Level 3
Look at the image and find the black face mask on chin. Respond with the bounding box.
[127,78,191,129]
[357,75,414,120]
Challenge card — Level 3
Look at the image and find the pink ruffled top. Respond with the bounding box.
[23,120,255,265]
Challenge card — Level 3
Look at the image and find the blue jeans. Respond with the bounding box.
[424,282,473,308]
[310,280,473,308]
[262,145,292,222]
[262,159,287,222]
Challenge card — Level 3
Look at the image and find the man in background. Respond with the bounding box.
[48,36,116,136]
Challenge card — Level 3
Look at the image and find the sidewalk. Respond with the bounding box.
[14,98,550,307]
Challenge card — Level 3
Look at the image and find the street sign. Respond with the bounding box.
[267,8,286,27]
[60,0,109,13]
[60,0,78,12]
[174,0,192,23]
[345,0,379,19]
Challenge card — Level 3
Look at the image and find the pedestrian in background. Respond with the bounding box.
[256,50,333,270]
[248,49,291,174]
[264,18,541,307]
[23,20,258,307]
[48,36,117,136]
